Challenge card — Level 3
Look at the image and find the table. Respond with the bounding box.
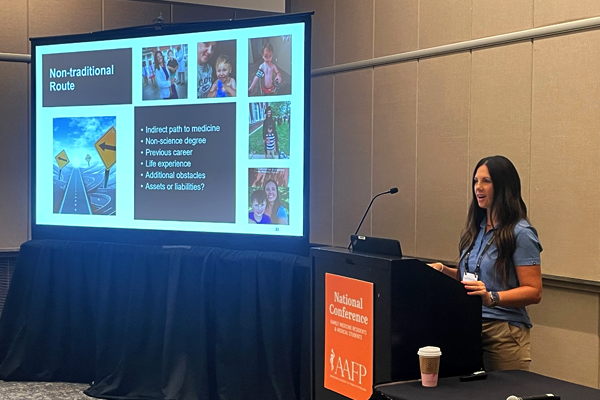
[375,370,600,400]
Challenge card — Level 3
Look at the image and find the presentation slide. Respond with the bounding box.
[34,22,306,237]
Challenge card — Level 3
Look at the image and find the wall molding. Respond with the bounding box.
[311,16,600,77]
[0,52,30,63]
[5,16,600,66]
[542,274,600,294]
[412,255,600,294]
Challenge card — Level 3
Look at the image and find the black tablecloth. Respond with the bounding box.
[375,370,600,400]
[0,240,310,400]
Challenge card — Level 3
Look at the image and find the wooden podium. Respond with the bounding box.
[312,247,482,400]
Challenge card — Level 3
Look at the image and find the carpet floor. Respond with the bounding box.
[0,381,93,399]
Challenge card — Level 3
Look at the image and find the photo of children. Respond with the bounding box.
[142,44,188,101]
[197,40,237,98]
[53,117,117,216]
[248,35,291,96]
[248,168,289,225]
[248,101,291,159]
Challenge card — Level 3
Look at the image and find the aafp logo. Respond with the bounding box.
[330,349,367,384]
[330,349,335,371]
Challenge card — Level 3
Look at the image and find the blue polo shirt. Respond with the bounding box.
[459,218,542,328]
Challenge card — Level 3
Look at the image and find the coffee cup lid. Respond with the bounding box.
[417,346,441,357]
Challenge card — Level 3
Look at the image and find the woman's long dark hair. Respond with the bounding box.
[459,155,528,286]
[264,179,281,223]
[153,50,165,68]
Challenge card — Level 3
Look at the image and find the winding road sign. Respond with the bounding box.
[94,126,116,169]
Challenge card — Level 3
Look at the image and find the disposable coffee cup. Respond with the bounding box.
[417,346,441,387]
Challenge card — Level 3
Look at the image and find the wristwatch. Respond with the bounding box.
[488,291,500,308]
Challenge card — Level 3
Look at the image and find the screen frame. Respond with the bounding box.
[30,12,312,256]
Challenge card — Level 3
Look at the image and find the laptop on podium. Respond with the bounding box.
[349,235,402,258]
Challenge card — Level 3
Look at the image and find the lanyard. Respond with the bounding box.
[464,231,495,278]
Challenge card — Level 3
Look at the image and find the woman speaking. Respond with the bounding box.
[429,155,542,372]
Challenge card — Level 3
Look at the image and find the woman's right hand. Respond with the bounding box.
[427,262,445,272]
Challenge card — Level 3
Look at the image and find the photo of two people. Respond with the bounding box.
[142,45,188,100]
[248,101,291,159]
[248,168,289,225]
[197,40,237,98]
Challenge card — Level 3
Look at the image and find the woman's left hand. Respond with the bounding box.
[461,280,492,306]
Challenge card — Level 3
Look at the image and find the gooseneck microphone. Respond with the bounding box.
[348,187,398,250]
[506,395,561,400]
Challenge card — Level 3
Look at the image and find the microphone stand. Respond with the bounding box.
[348,188,398,250]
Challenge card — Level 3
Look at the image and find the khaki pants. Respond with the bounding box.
[482,320,531,372]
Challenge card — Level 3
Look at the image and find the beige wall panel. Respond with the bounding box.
[534,0,600,28]
[374,0,418,57]
[104,0,171,30]
[335,0,373,65]
[419,0,471,49]
[310,75,334,245]
[417,53,470,261]
[0,64,29,249]
[29,0,101,38]
[290,0,334,68]
[530,325,598,387]
[528,286,598,334]
[470,43,532,206]
[472,0,533,39]
[372,62,417,255]
[531,32,600,281]
[332,69,373,247]
[0,0,27,53]
[529,287,598,387]
[172,4,234,23]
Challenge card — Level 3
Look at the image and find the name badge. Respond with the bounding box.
[463,272,478,282]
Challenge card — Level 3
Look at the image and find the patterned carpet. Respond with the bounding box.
[0,381,93,399]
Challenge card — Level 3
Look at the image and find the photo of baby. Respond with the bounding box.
[248,36,291,96]
[197,40,237,98]
[142,45,188,101]
[248,101,291,159]
[248,168,289,225]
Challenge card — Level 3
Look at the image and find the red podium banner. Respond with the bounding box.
[324,273,373,400]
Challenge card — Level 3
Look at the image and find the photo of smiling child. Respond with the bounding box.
[248,189,270,224]
[248,36,291,96]
[207,55,236,98]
